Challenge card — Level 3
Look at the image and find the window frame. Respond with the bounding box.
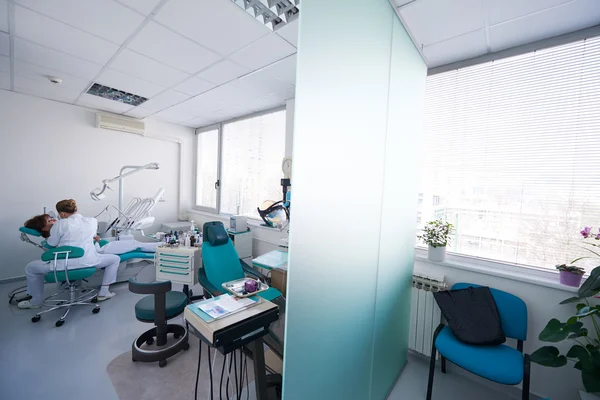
[193,105,287,218]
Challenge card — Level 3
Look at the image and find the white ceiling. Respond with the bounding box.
[0,0,298,128]
[394,0,600,68]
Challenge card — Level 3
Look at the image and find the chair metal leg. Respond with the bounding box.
[427,324,446,400]
[441,356,447,374]
[522,354,530,400]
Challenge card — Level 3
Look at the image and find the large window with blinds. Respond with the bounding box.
[418,36,600,271]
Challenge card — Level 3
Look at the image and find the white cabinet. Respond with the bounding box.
[155,246,201,286]
[228,229,253,265]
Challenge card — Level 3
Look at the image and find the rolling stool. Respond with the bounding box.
[129,278,190,367]
[31,246,99,327]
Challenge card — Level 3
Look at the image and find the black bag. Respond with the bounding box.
[433,286,506,346]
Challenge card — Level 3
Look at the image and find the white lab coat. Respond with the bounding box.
[46,213,101,267]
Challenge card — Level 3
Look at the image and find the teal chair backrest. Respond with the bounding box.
[41,246,85,261]
[202,222,244,287]
[452,282,528,341]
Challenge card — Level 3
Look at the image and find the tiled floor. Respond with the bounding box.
[0,265,525,400]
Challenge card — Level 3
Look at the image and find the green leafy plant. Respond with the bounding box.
[417,219,453,248]
[556,264,586,276]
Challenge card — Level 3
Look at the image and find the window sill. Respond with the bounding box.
[187,209,288,233]
[414,248,579,294]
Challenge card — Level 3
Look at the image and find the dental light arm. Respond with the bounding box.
[90,163,159,208]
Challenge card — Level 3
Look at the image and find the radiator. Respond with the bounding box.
[408,273,447,358]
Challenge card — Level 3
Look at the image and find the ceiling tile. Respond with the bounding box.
[0,71,9,90]
[128,21,221,74]
[246,93,286,113]
[110,49,190,87]
[230,67,294,100]
[124,106,154,119]
[115,0,161,16]
[153,106,195,123]
[0,31,8,56]
[196,60,249,86]
[183,116,216,128]
[400,0,485,46]
[14,38,103,80]
[395,0,415,5]
[14,6,119,64]
[424,29,487,68]
[173,77,215,97]
[260,54,296,86]
[229,33,297,70]
[77,93,134,113]
[489,0,600,52]
[275,19,298,47]
[154,0,269,56]
[96,68,166,98]
[0,54,8,72]
[175,82,257,116]
[14,0,144,44]
[486,0,571,26]
[138,89,189,113]
[14,60,91,91]
[0,0,8,33]
[14,75,81,103]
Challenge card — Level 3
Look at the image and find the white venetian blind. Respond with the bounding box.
[418,36,600,271]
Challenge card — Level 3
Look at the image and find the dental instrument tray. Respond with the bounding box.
[221,278,269,298]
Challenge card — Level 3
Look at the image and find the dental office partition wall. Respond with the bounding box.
[282,0,427,399]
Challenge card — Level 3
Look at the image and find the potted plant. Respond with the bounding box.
[557,264,585,287]
[531,266,600,394]
[418,219,453,262]
[531,225,600,395]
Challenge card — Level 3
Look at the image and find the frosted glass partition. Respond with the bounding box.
[282,0,427,399]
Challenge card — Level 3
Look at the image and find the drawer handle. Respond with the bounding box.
[158,253,189,258]
[159,270,189,276]
[159,264,189,270]
[159,258,189,264]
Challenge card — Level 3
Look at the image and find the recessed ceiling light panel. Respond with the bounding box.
[86,83,149,107]
[232,0,300,31]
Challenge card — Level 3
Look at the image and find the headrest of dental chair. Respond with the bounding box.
[19,226,42,237]
[203,221,229,246]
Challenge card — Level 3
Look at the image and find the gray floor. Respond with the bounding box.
[0,266,525,400]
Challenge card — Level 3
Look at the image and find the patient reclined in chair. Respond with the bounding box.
[198,221,286,359]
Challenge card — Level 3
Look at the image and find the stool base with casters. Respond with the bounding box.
[129,278,190,367]
[31,247,100,327]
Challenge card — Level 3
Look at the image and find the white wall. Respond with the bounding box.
[0,90,195,280]
[415,259,586,400]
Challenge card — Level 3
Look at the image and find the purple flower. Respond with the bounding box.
[581,227,592,238]
[596,233,600,240]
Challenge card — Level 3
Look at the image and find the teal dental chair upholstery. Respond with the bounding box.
[31,246,100,327]
[427,283,530,400]
[197,221,285,358]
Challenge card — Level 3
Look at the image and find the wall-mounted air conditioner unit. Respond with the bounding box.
[96,113,145,135]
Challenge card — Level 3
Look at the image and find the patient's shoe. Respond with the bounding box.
[97,292,116,302]
[17,300,40,309]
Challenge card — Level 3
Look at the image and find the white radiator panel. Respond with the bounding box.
[408,274,446,358]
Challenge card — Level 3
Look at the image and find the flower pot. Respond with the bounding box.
[428,245,446,262]
[560,270,583,287]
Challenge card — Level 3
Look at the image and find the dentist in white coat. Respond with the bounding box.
[18,199,120,309]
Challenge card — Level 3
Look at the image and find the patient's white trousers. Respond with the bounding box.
[25,254,120,305]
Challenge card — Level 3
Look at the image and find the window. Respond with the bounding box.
[195,108,287,219]
[418,36,600,271]
[195,127,219,212]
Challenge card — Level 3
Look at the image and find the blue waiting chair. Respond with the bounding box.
[196,221,285,359]
[426,283,530,400]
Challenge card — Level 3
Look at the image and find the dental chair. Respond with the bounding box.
[196,221,286,359]
[32,246,100,327]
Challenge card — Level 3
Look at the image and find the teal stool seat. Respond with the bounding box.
[435,326,524,385]
[135,291,187,322]
[44,268,97,283]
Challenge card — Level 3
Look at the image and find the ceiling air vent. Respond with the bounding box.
[86,83,148,107]
[231,0,300,31]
